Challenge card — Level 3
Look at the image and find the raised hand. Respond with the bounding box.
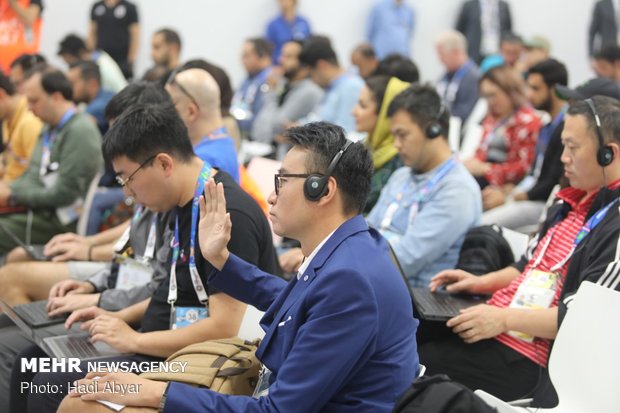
[198,178,232,270]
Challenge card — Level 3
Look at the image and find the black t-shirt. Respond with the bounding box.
[90,0,138,63]
[141,171,279,333]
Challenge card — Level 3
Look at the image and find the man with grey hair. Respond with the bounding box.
[435,29,480,123]
[165,67,239,182]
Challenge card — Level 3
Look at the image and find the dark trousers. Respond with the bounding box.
[417,318,544,402]
[10,344,161,413]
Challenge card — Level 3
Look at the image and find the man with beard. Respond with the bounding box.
[150,28,181,72]
[251,40,323,157]
[481,59,569,229]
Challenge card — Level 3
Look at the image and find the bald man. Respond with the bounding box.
[165,68,239,181]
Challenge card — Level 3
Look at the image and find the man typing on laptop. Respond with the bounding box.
[418,96,620,404]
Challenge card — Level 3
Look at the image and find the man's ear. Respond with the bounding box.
[156,153,175,176]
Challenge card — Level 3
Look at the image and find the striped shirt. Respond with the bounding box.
[489,186,596,367]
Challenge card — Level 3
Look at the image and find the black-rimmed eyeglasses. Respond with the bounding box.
[116,155,157,187]
[166,69,200,108]
[274,173,310,195]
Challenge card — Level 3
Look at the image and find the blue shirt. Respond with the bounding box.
[366,0,415,59]
[367,159,482,288]
[313,74,363,134]
[193,134,239,183]
[86,89,115,135]
[233,68,271,135]
[266,14,312,62]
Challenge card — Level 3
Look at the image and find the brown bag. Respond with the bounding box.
[141,337,261,395]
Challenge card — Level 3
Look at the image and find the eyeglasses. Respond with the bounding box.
[115,155,157,187]
[274,173,310,195]
[166,69,199,108]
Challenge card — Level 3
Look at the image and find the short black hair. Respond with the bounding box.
[594,44,620,63]
[567,96,620,146]
[25,64,73,101]
[178,59,234,116]
[364,75,390,115]
[375,53,419,83]
[356,43,376,59]
[500,32,524,45]
[141,64,172,86]
[247,38,274,59]
[58,34,88,57]
[104,81,171,122]
[387,83,451,139]
[283,122,373,214]
[10,53,46,71]
[527,58,568,88]
[0,72,16,95]
[299,35,339,67]
[103,102,194,165]
[70,60,102,86]
[155,28,182,50]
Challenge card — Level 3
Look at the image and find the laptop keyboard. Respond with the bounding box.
[65,336,100,359]
[414,290,463,317]
[14,301,60,325]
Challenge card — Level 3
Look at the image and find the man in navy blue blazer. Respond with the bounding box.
[59,122,419,413]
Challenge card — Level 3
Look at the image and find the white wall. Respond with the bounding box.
[40,0,598,88]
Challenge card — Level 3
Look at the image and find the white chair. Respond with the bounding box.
[500,226,530,259]
[237,305,266,341]
[76,171,104,236]
[475,281,620,413]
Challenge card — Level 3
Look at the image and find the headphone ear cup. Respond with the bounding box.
[598,145,614,167]
[425,122,442,139]
[304,175,327,201]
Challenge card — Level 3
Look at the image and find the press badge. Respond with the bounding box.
[170,306,208,330]
[252,365,272,398]
[115,257,153,290]
[507,269,560,342]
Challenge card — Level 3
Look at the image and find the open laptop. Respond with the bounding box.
[0,223,50,261]
[12,300,67,328]
[0,299,127,360]
[412,288,490,321]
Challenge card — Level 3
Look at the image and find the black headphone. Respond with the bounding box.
[304,140,353,201]
[585,98,614,167]
[425,101,446,139]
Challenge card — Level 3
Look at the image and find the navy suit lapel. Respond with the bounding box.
[256,216,369,358]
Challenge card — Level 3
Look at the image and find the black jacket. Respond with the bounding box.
[526,120,564,202]
[512,186,620,326]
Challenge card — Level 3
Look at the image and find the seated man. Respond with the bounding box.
[165,68,239,182]
[0,71,42,183]
[58,122,419,413]
[280,85,482,288]
[15,102,279,413]
[0,65,103,255]
[419,96,620,402]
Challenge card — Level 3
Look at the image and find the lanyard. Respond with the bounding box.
[533,197,620,272]
[168,162,212,306]
[113,205,145,254]
[480,115,512,153]
[39,109,76,176]
[437,61,474,107]
[381,157,457,230]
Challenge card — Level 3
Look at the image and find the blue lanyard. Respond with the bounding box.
[40,109,75,175]
[399,157,457,203]
[536,196,620,272]
[439,60,473,105]
[169,161,212,305]
[536,107,566,156]
[574,197,620,247]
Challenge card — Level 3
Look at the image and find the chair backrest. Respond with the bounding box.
[76,171,104,236]
[237,305,266,341]
[448,116,463,153]
[549,281,620,412]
